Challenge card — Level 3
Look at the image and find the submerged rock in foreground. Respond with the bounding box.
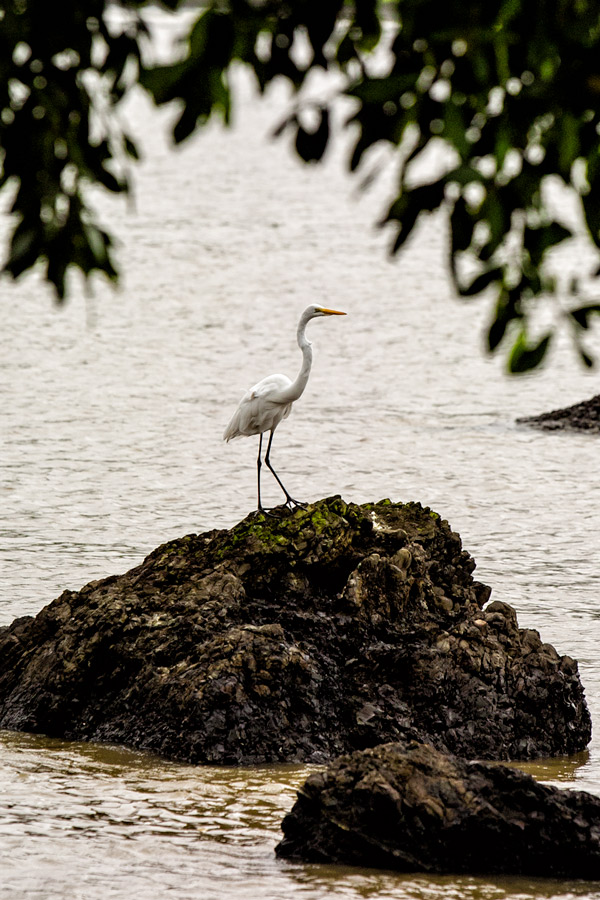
[276,741,600,878]
[0,497,591,764]
[518,394,600,433]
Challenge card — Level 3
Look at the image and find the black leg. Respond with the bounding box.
[264,430,306,510]
[257,432,264,511]
[256,432,279,517]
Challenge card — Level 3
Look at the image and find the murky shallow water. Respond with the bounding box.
[0,732,598,900]
[0,732,307,900]
[2,8,600,898]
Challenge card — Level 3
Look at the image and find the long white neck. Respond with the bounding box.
[277,308,314,403]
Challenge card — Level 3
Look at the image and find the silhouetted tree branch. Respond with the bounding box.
[3,1,600,371]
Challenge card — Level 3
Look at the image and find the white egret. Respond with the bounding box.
[223,304,346,513]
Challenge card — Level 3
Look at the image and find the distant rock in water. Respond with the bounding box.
[0,497,591,764]
[276,740,600,878]
[517,394,600,433]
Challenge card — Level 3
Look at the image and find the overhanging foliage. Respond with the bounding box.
[2,0,600,370]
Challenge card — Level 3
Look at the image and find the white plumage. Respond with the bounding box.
[223,304,346,512]
[223,374,293,441]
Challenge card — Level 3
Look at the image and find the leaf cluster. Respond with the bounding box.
[3,0,600,370]
[0,0,155,297]
[137,0,600,370]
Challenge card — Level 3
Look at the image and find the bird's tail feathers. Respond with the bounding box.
[223,417,242,442]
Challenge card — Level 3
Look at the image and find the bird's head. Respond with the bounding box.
[309,305,347,319]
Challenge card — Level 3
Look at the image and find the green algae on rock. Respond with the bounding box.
[0,497,591,764]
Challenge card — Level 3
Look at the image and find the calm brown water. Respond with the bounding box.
[1,8,600,898]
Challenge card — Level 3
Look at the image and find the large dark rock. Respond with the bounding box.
[0,497,591,764]
[517,394,600,433]
[276,740,600,878]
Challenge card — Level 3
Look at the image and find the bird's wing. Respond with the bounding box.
[223,374,292,440]
[250,373,291,399]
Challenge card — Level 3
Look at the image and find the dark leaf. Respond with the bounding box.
[295,108,330,162]
[96,166,127,193]
[488,315,510,352]
[458,266,504,297]
[124,136,140,160]
[336,31,357,67]
[46,251,68,301]
[488,287,520,351]
[272,113,297,139]
[450,196,475,255]
[8,223,40,269]
[354,0,382,51]
[477,190,510,262]
[102,33,139,77]
[524,221,572,267]
[569,303,600,329]
[508,331,552,373]
[139,60,187,104]
[347,75,416,104]
[305,0,343,63]
[558,112,580,178]
[382,180,446,252]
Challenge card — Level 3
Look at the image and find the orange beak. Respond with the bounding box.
[319,307,347,316]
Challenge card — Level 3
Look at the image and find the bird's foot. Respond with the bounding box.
[255,499,306,518]
[257,505,286,519]
[284,497,307,511]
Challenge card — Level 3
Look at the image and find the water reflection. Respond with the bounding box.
[0,730,307,898]
[277,860,600,899]
[0,729,309,846]
[495,752,591,784]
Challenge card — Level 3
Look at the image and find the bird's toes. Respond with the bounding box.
[257,505,286,519]
[286,498,307,511]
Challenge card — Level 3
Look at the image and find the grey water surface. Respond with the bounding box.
[2,8,600,899]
